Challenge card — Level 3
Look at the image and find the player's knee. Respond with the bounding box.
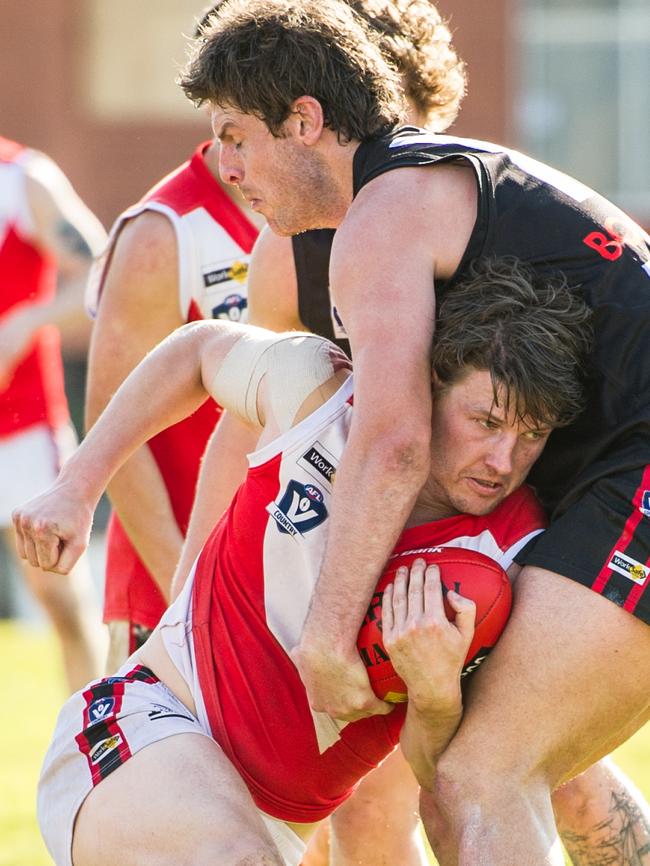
[433,746,522,816]
[332,790,419,837]
[418,787,449,853]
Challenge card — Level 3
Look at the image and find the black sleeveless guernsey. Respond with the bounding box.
[293,126,650,517]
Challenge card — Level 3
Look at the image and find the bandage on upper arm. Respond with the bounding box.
[210,330,349,431]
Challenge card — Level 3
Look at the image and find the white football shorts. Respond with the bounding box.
[37,661,306,866]
[0,423,76,526]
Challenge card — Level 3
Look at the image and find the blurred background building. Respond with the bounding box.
[3,0,648,233]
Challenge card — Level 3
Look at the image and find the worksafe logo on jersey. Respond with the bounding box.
[203,259,248,288]
[298,442,338,489]
[88,697,115,725]
[267,480,328,536]
[608,550,650,585]
[639,491,650,519]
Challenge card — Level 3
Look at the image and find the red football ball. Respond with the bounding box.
[357,546,512,702]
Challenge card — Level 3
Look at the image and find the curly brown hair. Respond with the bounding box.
[180,0,406,142]
[192,0,465,132]
[432,258,593,427]
[346,0,466,130]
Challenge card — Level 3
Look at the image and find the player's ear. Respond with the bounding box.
[289,96,324,145]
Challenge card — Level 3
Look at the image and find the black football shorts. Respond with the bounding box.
[517,465,650,625]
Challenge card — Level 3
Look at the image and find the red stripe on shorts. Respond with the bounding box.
[592,466,650,612]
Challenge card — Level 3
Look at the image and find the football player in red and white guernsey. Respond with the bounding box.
[86,127,261,670]
[15,258,593,866]
[0,136,106,692]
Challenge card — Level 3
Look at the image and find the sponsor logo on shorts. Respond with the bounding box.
[148,704,195,723]
[203,260,248,288]
[298,442,338,488]
[608,550,650,585]
[267,480,328,536]
[89,733,123,764]
[88,697,115,724]
[639,490,650,519]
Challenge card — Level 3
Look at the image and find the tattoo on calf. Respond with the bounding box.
[561,791,650,866]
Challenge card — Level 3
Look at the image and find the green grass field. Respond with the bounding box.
[1,620,649,866]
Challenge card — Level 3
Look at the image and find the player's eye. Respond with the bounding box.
[522,428,549,442]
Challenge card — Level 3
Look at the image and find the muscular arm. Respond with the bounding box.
[171,225,304,597]
[0,152,106,386]
[294,165,478,720]
[85,213,186,601]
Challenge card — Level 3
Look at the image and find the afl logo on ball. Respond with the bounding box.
[267,480,328,537]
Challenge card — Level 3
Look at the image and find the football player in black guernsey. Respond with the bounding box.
[177,3,650,864]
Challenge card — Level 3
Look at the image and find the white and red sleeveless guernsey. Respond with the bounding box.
[0,137,68,437]
[188,377,546,823]
[89,142,258,628]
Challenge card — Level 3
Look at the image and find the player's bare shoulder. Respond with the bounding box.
[341,161,477,283]
[248,225,303,331]
[109,210,178,279]
[88,210,182,393]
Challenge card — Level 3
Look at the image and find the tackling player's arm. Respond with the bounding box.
[14,320,268,576]
[293,164,477,721]
[0,151,106,388]
[85,213,187,602]
[171,224,306,597]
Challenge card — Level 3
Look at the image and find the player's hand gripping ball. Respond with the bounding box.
[357,547,512,703]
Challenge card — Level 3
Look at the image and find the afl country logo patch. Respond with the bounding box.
[608,550,650,585]
[88,697,115,724]
[267,480,328,537]
[639,490,650,519]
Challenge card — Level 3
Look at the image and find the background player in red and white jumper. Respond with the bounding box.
[0,135,106,692]
[14,257,594,866]
[85,104,261,672]
[179,4,650,864]
[175,4,650,865]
